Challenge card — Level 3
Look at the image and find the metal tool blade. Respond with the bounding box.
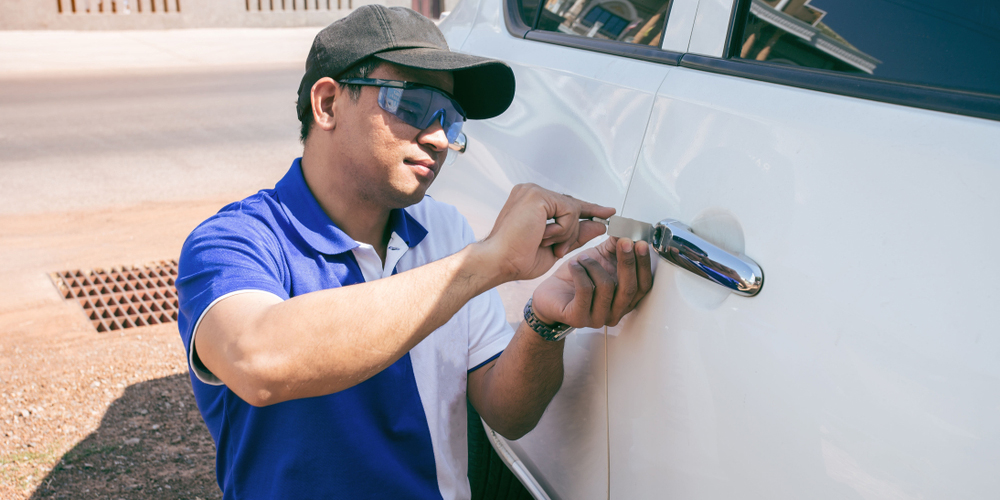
[605,215,654,243]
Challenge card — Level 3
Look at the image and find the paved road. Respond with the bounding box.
[0,65,305,215]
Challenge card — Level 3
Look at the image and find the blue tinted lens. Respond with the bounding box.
[377,86,465,143]
[380,87,403,114]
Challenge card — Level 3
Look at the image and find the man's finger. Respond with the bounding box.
[541,218,570,240]
[551,211,581,258]
[540,216,577,250]
[578,255,614,327]
[574,220,611,251]
[609,238,638,326]
[577,201,616,221]
[567,260,595,325]
[541,194,613,244]
[543,220,609,256]
[556,200,614,254]
[538,197,583,250]
[630,240,654,310]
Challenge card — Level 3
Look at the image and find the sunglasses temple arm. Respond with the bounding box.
[449,132,467,153]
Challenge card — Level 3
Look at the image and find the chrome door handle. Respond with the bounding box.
[652,219,764,297]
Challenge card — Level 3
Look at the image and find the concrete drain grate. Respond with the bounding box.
[50,260,179,332]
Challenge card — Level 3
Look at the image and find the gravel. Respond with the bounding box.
[1,323,220,499]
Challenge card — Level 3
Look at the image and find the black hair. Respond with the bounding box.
[299,56,384,143]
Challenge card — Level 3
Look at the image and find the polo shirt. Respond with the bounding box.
[176,158,514,500]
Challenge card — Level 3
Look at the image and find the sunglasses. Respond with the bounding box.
[338,78,468,151]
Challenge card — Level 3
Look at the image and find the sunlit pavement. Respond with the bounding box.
[0,25,317,320]
[0,27,320,76]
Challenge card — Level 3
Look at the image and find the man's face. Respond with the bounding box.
[334,62,456,209]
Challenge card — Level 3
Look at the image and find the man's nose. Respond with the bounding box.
[417,115,449,152]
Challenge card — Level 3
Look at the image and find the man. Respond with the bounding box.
[176,5,653,499]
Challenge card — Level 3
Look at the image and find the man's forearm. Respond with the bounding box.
[197,184,615,407]
[197,242,506,406]
[469,321,566,440]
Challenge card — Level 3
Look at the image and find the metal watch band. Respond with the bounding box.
[523,298,575,342]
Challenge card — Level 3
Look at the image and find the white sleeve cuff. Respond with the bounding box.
[188,289,285,386]
[467,322,515,371]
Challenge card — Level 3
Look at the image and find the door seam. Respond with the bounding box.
[618,70,674,216]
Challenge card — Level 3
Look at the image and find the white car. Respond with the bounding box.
[433,0,1000,498]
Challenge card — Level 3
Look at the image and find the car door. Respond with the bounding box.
[435,0,678,497]
[607,0,1000,498]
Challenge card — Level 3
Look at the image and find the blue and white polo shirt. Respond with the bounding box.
[176,158,514,500]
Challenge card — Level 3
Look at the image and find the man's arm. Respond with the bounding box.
[467,236,654,440]
[194,184,613,407]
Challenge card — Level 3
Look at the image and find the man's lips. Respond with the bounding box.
[405,159,438,178]
[406,159,435,168]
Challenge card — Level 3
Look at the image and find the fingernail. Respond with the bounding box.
[623,240,633,253]
[636,242,648,256]
[578,254,592,262]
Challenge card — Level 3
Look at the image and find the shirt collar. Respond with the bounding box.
[275,158,428,255]
[387,204,428,248]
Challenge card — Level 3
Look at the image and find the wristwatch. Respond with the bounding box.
[523,298,575,342]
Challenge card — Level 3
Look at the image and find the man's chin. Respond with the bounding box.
[391,185,432,208]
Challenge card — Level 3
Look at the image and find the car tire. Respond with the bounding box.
[467,400,535,500]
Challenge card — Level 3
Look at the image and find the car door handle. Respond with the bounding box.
[652,219,764,297]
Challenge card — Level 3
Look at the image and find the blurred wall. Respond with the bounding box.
[0,0,424,30]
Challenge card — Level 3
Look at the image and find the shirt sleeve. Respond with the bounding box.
[176,209,289,385]
[467,288,516,372]
[455,215,515,372]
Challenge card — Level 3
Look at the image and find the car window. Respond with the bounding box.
[529,0,674,46]
[517,0,543,28]
[735,0,1000,96]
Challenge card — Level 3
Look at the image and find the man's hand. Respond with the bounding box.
[531,236,653,328]
[481,184,615,282]
[468,235,653,439]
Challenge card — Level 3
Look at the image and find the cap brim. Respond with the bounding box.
[374,48,515,120]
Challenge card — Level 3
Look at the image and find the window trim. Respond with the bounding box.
[525,30,684,65]
[504,0,531,38]
[680,54,1000,122]
[724,0,753,59]
[503,0,683,65]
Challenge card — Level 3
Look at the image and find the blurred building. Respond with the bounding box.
[0,0,456,30]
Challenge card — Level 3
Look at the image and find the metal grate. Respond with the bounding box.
[51,260,179,332]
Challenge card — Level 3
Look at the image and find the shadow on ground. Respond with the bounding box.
[30,373,220,500]
[28,372,532,499]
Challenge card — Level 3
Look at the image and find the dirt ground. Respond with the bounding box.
[0,198,247,499]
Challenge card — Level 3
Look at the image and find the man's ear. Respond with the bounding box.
[310,77,340,132]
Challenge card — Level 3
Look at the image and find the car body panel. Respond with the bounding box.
[435,0,674,498]
[439,0,481,51]
[608,65,1000,499]
[687,0,736,56]
[659,0,700,53]
[440,0,1000,498]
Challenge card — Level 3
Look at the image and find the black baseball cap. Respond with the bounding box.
[296,5,515,121]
